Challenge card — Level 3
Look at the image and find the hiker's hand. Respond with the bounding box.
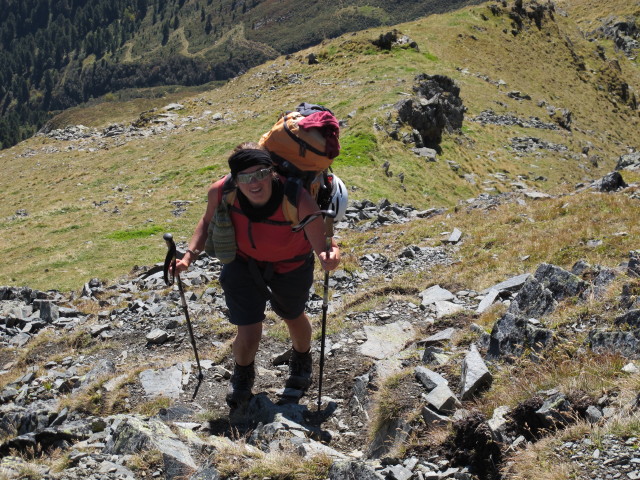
[171,259,190,276]
[319,246,340,271]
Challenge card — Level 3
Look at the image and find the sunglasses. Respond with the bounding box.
[236,167,273,184]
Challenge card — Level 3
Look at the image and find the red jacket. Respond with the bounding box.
[214,176,311,273]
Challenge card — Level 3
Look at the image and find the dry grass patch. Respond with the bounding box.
[421,191,640,291]
[368,369,416,442]
[126,448,164,474]
[200,340,233,365]
[480,351,627,417]
[211,434,331,480]
[136,396,173,417]
[502,433,577,480]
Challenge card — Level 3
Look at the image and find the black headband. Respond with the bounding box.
[228,149,273,177]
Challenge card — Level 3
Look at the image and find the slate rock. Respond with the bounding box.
[139,366,183,399]
[533,263,587,301]
[487,312,554,360]
[614,310,640,328]
[507,277,556,318]
[459,345,493,400]
[329,461,385,480]
[415,366,448,392]
[598,171,628,191]
[536,393,572,428]
[368,416,411,459]
[82,359,116,386]
[476,289,500,314]
[359,321,415,360]
[481,273,531,294]
[420,285,455,305]
[105,415,197,479]
[421,406,452,428]
[37,301,58,323]
[587,329,640,359]
[433,301,464,318]
[615,152,640,171]
[419,327,456,347]
[146,329,168,344]
[629,250,640,278]
[423,384,461,414]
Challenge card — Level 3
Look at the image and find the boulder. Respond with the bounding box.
[329,461,384,480]
[394,74,466,147]
[597,171,628,192]
[508,277,556,318]
[487,313,554,360]
[105,415,197,479]
[533,263,587,301]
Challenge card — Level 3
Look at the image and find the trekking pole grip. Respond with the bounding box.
[164,232,175,249]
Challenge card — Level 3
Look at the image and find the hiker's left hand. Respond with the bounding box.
[319,246,340,271]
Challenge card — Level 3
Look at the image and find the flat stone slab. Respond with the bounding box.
[139,365,183,399]
[446,228,463,243]
[476,289,500,313]
[419,327,456,347]
[481,273,531,294]
[420,285,455,306]
[434,301,464,318]
[359,321,416,360]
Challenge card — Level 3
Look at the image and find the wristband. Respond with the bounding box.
[186,248,200,257]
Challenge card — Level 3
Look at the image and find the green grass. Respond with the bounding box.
[1,0,638,291]
[338,132,378,166]
[106,225,165,241]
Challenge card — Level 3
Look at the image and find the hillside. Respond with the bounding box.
[0,0,640,479]
[0,0,483,150]
[1,0,638,291]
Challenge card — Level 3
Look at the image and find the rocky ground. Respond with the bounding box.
[1,173,640,479]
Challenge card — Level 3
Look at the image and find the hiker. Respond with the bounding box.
[173,143,341,408]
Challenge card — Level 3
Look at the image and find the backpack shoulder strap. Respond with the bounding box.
[282,178,300,225]
[219,174,237,206]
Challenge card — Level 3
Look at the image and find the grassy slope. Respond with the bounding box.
[0,0,638,291]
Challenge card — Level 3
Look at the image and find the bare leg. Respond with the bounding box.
[232,321,263,366]
[283,312,312,353]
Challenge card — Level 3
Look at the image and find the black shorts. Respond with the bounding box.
[219,255,314,326]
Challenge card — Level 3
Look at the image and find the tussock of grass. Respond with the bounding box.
[136,396,172,417]
[481,351,627,417]
[368,369,415,441]
[212,435,331,480]
[126,448,164,473]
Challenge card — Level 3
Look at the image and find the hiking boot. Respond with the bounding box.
[285,348,312,391]
[225,362,255,409]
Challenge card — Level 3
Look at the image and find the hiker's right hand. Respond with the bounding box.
[171,259,190,276]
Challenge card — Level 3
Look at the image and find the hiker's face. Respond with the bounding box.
[237,165,273,206]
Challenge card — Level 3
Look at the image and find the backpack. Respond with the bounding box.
[204,103,344,262]
[258,103,341,213]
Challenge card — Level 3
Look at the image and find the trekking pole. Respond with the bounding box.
[163,233,204,399]
[317,216,334,411]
